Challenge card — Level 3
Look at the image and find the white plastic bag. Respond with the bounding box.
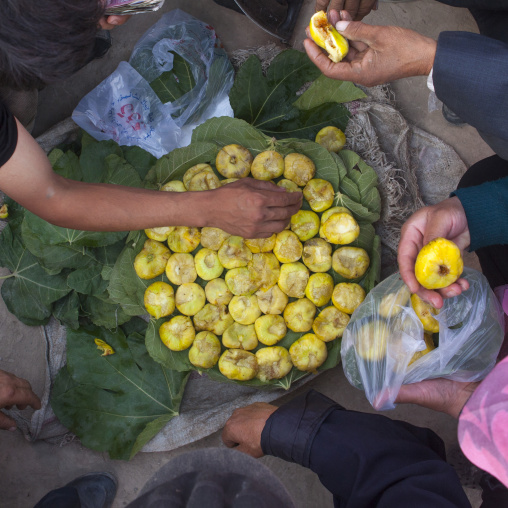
[72,10,234,157]
[341,267,505,410]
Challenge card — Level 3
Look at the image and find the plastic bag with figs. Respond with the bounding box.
[341,267,505,410]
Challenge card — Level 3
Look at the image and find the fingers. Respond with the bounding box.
[0,383,41,411]
[344,0,361,19]
[398,223,424,294]
[335,20,373,45]
[303,39,356,81]
[0,412,16,431]
[98,15,131,30]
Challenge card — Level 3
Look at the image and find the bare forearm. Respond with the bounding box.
[26,176,208,232]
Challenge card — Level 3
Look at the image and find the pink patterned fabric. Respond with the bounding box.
[458,284,508,487]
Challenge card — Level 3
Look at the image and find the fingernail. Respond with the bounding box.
[9,427,16,432]
[336,21,350,32]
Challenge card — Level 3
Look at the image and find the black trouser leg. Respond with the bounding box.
[33,486,81,508]
[468,8,508,44]
[456,155,508,289]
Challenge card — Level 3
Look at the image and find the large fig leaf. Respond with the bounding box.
[294,75,366,110]
[0,221,71,326]
[79,293,132,329]
[229,50,351,140]
[122,146,156,180]
[79,140,123,183]
[150,53,196,104]
[51,323,190,460]
[23,212,127,248]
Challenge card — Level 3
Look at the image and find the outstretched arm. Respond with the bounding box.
[0,118,301,238]
[223,391,470,507]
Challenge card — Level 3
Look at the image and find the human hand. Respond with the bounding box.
[395,378,479,419]
[99,15,131,30]
[316,0,378,21]
[304,11,437,87]
[0,370,41,431]
[398,197,470,309]
[222,403,278,458]
[204,179,303,238]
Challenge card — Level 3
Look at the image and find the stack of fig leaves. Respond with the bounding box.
[0,49,380,459]
[111,115,382,390]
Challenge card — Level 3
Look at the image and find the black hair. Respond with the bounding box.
[0,0,106,90]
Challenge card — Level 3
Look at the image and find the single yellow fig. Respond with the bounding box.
[216,144,253,178]
[194,248,224,280]
[332,282,365,314]
[188,331,221,369]
[290,209,320,242]
[305,273,334,307]
[225,266,260,296]
[249,253,280,291]
[200,227,231,251]
[332,247,370,279]
[159,315,195,351]
[289,333,327,372]
[315,126,346,153]
[312,306,350,342]
[175,282,206,316]
[251,150,284,180]
[302,238,332,272]
[321,206,352,224]
[321,212,359,245]
[245,234,277,254]
[255,314,287,346]
[378,286,411,318]
[284,153,316,186]
[309,10,349,63]
[256,285,289,315]
[278,262,310,298]
[414,237,464,290]
[303,179,335,212]
[134,239,171,280]
[144,281,175,319]
[273,230,303,263]
[218,236,252,269]
[193,303,234,335]
[144,226,175,242]
[187,170,221,191]
[283,298,316,332]
[205,278,233,306]
[256,346,293,382]
[411,294,440,333]
[167,227,201,253]
[277,179,302,193]
[229,295,262,325]
[219,349,258,381]
[165,253,197,285]
[222,322,258,350]
[183,164,214,189]
[0,204,9,219]
[161,180,187,192]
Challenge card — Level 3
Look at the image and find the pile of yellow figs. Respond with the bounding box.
[133,143,372,383]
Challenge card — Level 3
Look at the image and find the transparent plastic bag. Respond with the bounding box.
[72,9,234,157]
[341,267,505,410]
[129,9,234,137]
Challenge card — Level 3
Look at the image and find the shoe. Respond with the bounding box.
[442,103,466,126]
[65,472,117,508]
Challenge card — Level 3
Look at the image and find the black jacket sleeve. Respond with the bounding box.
[261,390,471,508]
[433,32,508,159]
[0,100,18,167]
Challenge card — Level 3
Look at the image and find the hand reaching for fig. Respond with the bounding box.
[398,197,471,309]
[304,10,437,87]
[203,179,303,239]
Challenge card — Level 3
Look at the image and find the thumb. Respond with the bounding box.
[0,411,17,431]
[335,20,374,44]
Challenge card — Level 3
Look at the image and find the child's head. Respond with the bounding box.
[0,0,106,90]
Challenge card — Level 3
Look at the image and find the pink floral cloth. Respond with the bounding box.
[458,284,508,487]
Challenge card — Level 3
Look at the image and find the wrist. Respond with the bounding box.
[416,36,437,77]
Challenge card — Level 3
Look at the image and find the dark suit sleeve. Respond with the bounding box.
[261,390,471,508]
[433,32,508,146]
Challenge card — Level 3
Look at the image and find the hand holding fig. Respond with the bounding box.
[398,197,470,309]
[204,178,302,239]
[304,13,437,87]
